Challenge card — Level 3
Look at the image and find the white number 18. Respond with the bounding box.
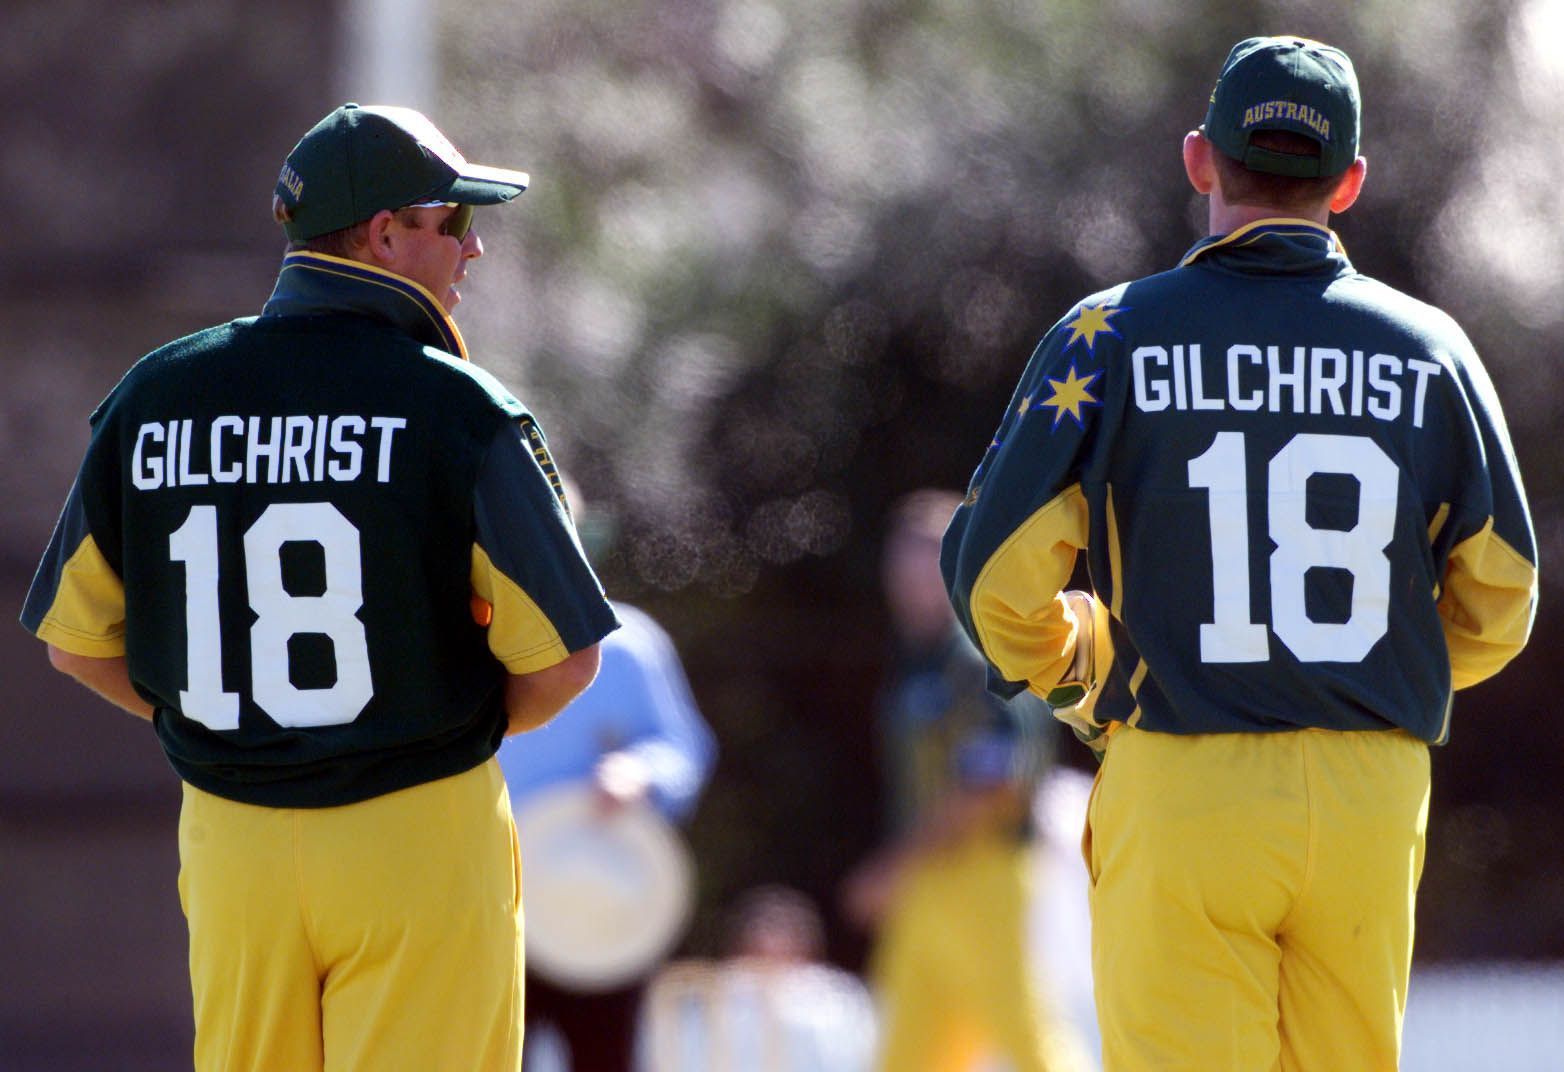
[1187,431,1399,664]
[168,502,374,731]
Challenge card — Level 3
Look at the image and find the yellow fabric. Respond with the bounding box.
[1426,503,1452,599]
[470,543,572,674]
[31,533,127,657]
[1060,594,1117,735]
[968,485,1090,696]
[1104,484,1124,620]
[1437,520,1537,689]
[178,759,523,1072]
[1426,502,1452,546]
[1085,726,1429,1072]
[1123,660,1151,728]
[871,834,1094,1072]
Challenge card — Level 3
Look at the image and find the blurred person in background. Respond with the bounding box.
[20,103,615,1072]
[505,479,717,1072]
[635,884,878,1071]
[841,489,1094,1072]
[1027,765,1101,1063]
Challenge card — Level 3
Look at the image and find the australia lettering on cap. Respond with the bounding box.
[1241,100,1332,139]
[277,162,304,201]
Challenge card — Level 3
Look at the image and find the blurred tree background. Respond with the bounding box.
[436,0,1564,963]
[2,0,1562,1064]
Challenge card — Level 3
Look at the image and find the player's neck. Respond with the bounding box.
[1208,199,1331,235]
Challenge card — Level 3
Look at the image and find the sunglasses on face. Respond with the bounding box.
[407,201,475,241]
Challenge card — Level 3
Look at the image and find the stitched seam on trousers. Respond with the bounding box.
[1279,732,1317,934]
[294,810,325,979]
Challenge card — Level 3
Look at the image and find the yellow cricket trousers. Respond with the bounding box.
[1085,725,1430,1072]
[177,757,523,1072]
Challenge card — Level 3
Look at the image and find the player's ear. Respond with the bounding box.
[1329,156,1368,214]
[362,210,400,265]
[1183,130,1216,195]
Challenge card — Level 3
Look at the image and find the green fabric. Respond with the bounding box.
[275,104,528,241]
[45,263,614,808]
[1203,36,1360,178]
[943,222,1534,744]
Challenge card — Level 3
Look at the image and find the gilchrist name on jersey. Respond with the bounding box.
[1131,342,1443,427]
[130,414,409,490]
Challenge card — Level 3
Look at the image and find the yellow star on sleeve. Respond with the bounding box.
[1063,302,1124,353]
[1040,363,1102,428]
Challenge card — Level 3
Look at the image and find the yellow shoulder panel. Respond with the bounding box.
[33,534,127,658]
[469,544,572,675]
[1439,519,1537,690]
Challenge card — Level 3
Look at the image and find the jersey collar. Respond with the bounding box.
[1178,218,1351,276]
[260,251,471,361]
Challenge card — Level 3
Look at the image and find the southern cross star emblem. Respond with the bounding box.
[1040,363,1101,428]
[1063,302,1125,353]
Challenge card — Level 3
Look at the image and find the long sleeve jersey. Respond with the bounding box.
[943,220,1537,743]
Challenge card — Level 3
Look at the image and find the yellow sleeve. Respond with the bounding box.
[469,543,572,675]
[1438,519,1537,690]
[31,534,128,658]
[967,484,1090,696]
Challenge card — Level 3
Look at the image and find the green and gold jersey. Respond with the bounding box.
[22,253,618,807]
[943,221,1537,744]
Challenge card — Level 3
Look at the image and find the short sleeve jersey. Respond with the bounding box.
[943,221,1537,744]
[22,254,619,806]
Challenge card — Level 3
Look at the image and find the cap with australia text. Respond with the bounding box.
[272,103,530,242]
[1203,36,1360,178]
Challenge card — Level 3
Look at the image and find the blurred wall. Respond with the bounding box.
[0,3,342,1066]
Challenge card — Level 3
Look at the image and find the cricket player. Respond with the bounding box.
[942,36,1537,1072]
[21,103,618,1071]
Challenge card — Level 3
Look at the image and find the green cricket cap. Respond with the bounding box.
[273,103,530,242]
[1203,36,1360,179]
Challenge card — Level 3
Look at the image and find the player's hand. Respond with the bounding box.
[1046,590,1102,738]
[593,751,651,812]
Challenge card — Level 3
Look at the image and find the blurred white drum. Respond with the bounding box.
[514,784,695,992]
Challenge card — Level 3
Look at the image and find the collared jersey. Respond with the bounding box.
[943,220,1537,743]
[22,252,618,806]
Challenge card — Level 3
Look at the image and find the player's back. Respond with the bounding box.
[79,311,523,805]
[1071,228,1528,741]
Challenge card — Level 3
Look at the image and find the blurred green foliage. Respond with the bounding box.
[434,0,1564,962]
[445,0,1554,595]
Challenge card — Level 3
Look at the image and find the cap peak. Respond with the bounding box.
[273,103,529,242]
